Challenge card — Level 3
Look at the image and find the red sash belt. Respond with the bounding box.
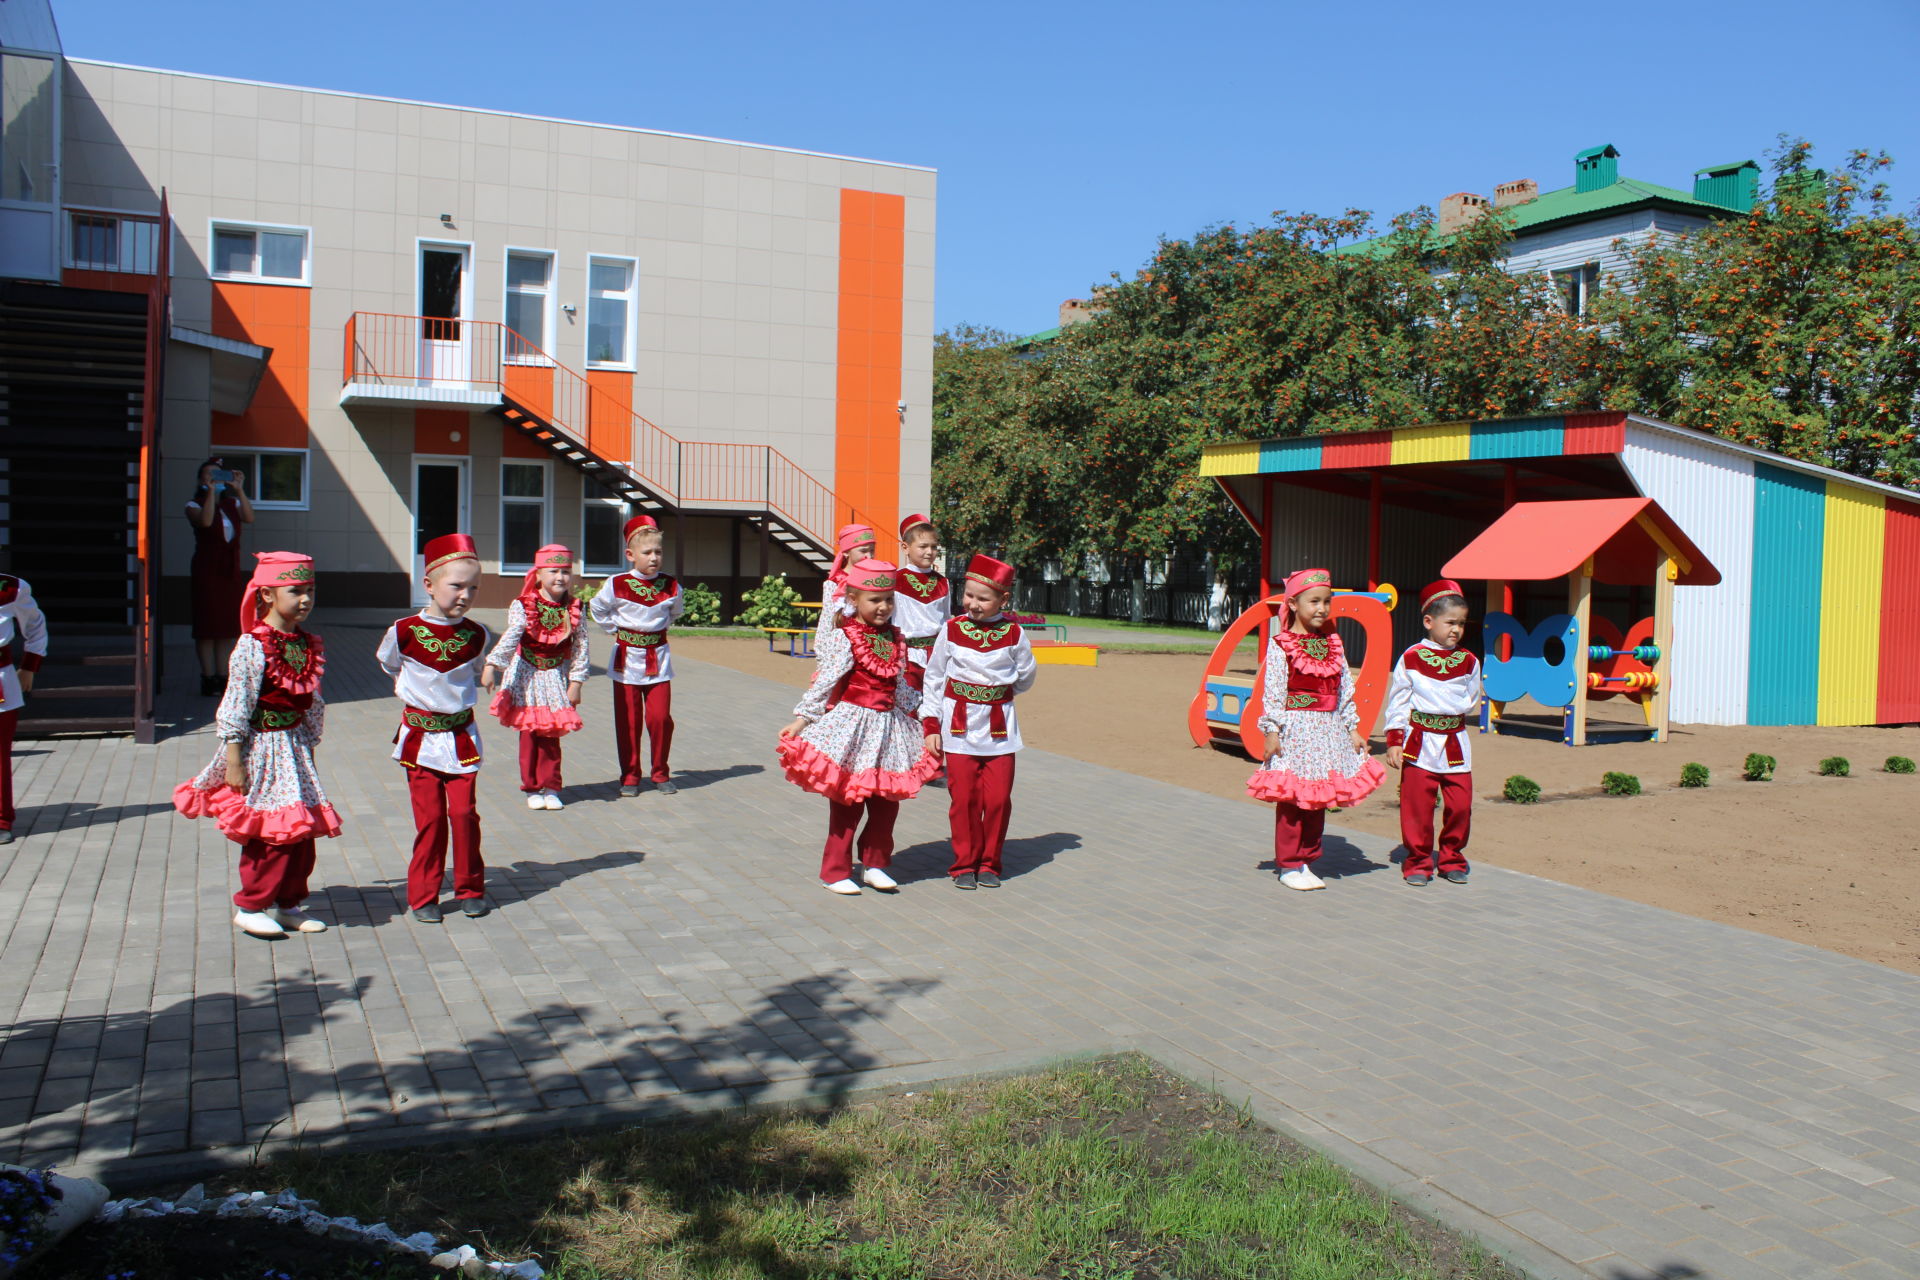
[904,635,936,650]
[1406,710,1467,768]
[395,704,479,767]
[519,641,566,670]
[836,683,896,712]
[250,706,306,733]
[614,627,667,678]
[948,680,1013,739]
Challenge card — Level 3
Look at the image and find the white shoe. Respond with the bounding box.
[821,878,862,895]
[862,866,899,891]
[542,791,564,810]
[270,905,328,933]
[1279,867,1327,891]
[233,909,287,937]
[527,793,545,810]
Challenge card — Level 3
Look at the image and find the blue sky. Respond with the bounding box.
[57,0,1920,338]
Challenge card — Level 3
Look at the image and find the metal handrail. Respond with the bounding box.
[134,193,171,743]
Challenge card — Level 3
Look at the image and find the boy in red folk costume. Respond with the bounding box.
[891,514,950,691]
[590,515,684,797]
[920,555,1036,890]
[813,523,877,645]
[1383,580,1481,886]
[1247,568,1386,891]
[778,559,939,895]
[378,534,491,924]
[482,544,590,811]
[174,552,341,938]
[0,572,47,846]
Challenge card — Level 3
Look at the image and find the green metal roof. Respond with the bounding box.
[1335,175,1736,259]
[1693,159,1758,175]
[1574,144,1620,161]
[1015,326,1060,346]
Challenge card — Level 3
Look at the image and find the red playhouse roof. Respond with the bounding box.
[1442,498,1720,587]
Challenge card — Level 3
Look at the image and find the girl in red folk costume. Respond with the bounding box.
[0,573,47,847]
[483,544,590,811]
[173,552,341,939]
[920,555,1036,890]
[813,523,877,646]
[590,515,684,797]
[778,559,939,896]
[1383,580,1481,887]
[378,534,491,924]
[891,514,950,691]
[1247,568,1386,892]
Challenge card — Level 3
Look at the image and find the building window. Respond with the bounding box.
[582,492,630,576]
[586,255,636,369]
[1552,263,1599,317]
[500,460,550,572]
[210,221,310,285]
[215,448,309,510]
[504,249,553,362]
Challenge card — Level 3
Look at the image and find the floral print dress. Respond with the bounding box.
[1246,627,1385,810]
[486,595,590,736]
[174,627,342,845]
[778,621,939,804]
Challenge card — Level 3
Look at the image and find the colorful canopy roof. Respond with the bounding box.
[1442,497,1720,587]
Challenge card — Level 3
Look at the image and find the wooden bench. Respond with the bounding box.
[763,627,814,657]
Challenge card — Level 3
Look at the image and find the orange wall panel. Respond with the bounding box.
[210,281,310,449]
[414,409,469,455]
[60,268,151,295]
[834,189,905,556]
[586,370,634,463]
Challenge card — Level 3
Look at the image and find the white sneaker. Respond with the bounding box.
[542,791,564,810]
[269,906,328,933]
[821,878,862,895]
[526,793,545,810]
[862,866,899,891]
[233,909,287,937]
[1279,867,1327,891]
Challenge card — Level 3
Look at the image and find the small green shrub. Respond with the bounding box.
[1601,771,1642,797]
[1679,762,1710,788]
[570,579,600,601]
[680,581,723,627]
[1743,752,1776,781]
[1503,774,1541,804]
[1818,755,1851,777]
[1885,755,1916,774]
[736,573,806,628]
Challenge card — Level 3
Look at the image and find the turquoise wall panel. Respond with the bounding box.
[1468,417,1565,461]
[1747,462,1825,725]
[1260,437,1322,473]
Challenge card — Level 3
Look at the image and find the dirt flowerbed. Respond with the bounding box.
[681,635,1920,974]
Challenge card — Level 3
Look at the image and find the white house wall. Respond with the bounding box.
[1621,425,1755,725]
[1504,208,1715,284]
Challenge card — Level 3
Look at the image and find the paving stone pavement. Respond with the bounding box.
[4,617,1920,1280]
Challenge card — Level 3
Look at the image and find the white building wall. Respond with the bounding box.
[1620,424,1755,725]
[1503,208,1716,284]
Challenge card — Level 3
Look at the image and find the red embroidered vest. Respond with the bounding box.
[945,616,1024,652]
[897,568,947,603]
[613,573,679,606]
[395,617,484,671]
[829,625,904,712]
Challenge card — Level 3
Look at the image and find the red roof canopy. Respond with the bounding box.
[1442,498,1720,587]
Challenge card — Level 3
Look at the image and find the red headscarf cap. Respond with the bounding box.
[239,551,315,635]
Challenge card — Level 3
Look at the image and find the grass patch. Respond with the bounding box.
[1743,752,1776,782]
[1502,775,1541,804]
[1600,771,1642,797]
[189,1056,1515,1280]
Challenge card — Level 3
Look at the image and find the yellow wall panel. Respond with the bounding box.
[1817,482,1885,725]
[1200,441,1261,477]
[1389,421,1471,465]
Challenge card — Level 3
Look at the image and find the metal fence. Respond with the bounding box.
[944,547,1262,630]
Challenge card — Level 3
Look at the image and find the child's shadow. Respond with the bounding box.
[887,831,1082,885]
[316,848,650,926]
[1255,832,1390,880]
[666,764,764,791]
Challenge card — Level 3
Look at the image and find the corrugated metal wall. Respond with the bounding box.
[1818,484,1886,725]
[1880,501,1920,723]
[1747,463,1826,725]
[1620,426,1755,725]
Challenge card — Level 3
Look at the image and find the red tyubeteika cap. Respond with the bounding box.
[622,514,659,542]
[239,551,315,634]
[898,512,934,540]
[422,533,478,575]
[965,554,1015,594]
[1419,578,1466,612]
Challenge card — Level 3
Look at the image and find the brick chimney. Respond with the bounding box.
[1438,191,1491,234]
[1059,297,1098,328]
[1494,178,1538,208]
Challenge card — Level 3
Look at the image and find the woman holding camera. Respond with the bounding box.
[186,457,255,695]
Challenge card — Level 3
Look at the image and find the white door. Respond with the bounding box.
[417,241,472,386]
[411,456,470,606]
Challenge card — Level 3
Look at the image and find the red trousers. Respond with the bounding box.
[1399,765,1472,876]
[233,838,315,911]
[1273,803,1326,870]
[519,732,562,793]
[405,765,484,909]
[821,797,897,883]
[613,680,673,784]
[946,751,1015,876]
[0,707,15,831]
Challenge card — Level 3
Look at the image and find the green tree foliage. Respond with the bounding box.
[933,139,1917,567]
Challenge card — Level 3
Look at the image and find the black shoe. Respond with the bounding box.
[1441,870,1470,885]
[459,896,491,918]
[953,872,977,891]
[412,903,443,924]
[975,870,1001,889]
[199,674,219,697]
[619,784,641,797]
[653,779,678,795]
[1404,874,1432,887]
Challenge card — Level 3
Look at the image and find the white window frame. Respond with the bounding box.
[1551,262,1599,318]
[208,219,312,286]
[581,493,631,577]
[584,253,638,370]
[214,446,310,511]
[498,458,552,575]
[502,246,555,366]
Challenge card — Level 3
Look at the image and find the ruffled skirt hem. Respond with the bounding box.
[173,781,343,845]
[490,690,584,736]
[777,735,939,804]
[1246,758,1386,810]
